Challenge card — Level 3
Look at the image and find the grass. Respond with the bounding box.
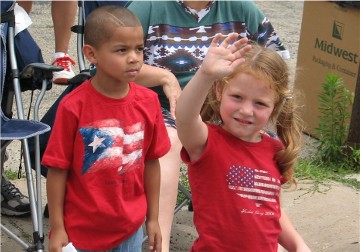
[4,169,24,180]
[177,165,191,206]
[294,159,360,192]
[176,157,360,206]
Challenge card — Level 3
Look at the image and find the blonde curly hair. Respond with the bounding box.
[201,43,303,183]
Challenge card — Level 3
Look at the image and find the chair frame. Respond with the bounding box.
[1,7,62,251]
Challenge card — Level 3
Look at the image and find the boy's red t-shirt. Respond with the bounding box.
[42,81,170,250]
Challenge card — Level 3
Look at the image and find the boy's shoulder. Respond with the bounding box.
[130,82,159,101]
[58,81,160,110]
[59,80,91,104]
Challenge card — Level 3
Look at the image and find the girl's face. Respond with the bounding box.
[90,26,144,87]
[218,73,276,142]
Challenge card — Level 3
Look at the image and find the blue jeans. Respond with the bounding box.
[75,226,143,252]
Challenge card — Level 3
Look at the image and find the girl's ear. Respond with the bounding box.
[83,45,97,64]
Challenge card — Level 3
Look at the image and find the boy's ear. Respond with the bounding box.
[83,45,97,64]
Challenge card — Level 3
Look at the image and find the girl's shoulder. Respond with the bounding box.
[261,132,284,151]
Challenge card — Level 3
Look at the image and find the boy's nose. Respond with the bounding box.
[128,51,139,63]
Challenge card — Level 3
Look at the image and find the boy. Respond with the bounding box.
[42,6,169,252]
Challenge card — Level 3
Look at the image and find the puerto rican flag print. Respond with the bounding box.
[226,165,281,205]
[79,119,144,175]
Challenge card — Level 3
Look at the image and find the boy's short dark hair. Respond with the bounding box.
[84,5,141,48]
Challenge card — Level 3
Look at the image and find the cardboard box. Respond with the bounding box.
[295,1,360,136]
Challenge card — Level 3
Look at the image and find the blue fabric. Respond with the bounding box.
[1,1,50,140]
[1,1,13,12]
[1,1,13,99]
[1,0,49,92]
[1,113,50,140]
[0,25,7,101]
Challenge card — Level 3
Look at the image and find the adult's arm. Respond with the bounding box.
[136,64,181,117]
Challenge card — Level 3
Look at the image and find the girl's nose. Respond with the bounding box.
[238,101,253,116]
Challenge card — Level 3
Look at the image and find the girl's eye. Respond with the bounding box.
[256,102,268,107]
[137,47,144,52]
[117,48,126,53]
[232,95,242,100]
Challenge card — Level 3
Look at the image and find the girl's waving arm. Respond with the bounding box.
[175,34,250,162]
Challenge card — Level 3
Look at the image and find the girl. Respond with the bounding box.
[175,34,311,251]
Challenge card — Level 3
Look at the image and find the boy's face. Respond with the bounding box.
[90,25,144,86]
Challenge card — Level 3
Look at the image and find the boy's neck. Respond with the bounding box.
[90,78,130,99]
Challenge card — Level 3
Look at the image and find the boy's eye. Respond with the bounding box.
[232,95,242,100]
[117,48,126,52]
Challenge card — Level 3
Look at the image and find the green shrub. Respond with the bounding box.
[177,165,191,206]
[315,73,358,170]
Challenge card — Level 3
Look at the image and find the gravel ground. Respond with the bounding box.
[1,1,359,252]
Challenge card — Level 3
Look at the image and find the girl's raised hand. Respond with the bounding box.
[200,33,251,80]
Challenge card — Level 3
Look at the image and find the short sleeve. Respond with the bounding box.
[41,101,78,169]
[145,99,171,160]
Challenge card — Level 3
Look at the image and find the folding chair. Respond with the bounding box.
[1,3,62,251]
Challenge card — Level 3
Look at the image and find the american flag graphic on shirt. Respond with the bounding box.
[80,119,144,175]
[226,165,280,205]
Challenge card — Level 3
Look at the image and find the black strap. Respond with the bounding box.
[0,9,15,24]
[333,1,360,9]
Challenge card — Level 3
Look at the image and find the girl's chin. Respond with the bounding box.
[225,127,261,142]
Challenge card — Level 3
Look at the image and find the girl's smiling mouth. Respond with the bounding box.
[235,118,253,125]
